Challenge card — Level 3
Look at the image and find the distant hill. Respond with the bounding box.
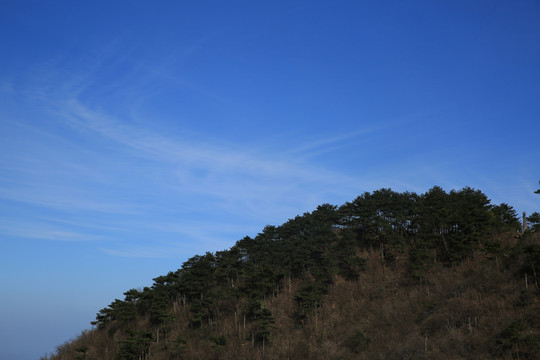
[43,187,540,360]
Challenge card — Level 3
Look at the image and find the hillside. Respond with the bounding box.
[44,187,540,360]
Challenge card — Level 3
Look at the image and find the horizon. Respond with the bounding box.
[1,1,539,359]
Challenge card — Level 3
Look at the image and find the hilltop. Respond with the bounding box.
[44,187,540,360]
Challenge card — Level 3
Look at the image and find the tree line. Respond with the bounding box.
[89,186,533,355]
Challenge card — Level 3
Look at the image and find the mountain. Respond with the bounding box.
[43,187,540,360]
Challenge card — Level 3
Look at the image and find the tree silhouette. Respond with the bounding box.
[527,212,540,232]
[246,300,275,346]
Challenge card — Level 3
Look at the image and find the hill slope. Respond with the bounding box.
[44,187,540,360]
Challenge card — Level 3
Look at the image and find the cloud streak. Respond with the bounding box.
[0,54,426,259]
[56,98,364,217]
[0,220,106,242]
[1,89,371,259]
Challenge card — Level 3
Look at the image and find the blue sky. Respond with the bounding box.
[1,1,539,358]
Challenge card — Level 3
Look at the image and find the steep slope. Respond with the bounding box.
[44,187,540,360]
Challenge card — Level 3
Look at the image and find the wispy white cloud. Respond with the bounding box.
[56,99,363,218]
[0,53,411,256]
[0,185,138,215]
[0,221,106,242]
[286,117,413,160]
[100,245,188,259]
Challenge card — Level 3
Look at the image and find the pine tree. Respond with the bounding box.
[248,300,275,346]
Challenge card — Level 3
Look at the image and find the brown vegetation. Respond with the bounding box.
[46,231,539,360]
[43,188,540,360]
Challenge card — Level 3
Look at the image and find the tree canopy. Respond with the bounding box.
[51,186,537,360]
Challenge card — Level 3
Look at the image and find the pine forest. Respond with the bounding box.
[44,186,540,360]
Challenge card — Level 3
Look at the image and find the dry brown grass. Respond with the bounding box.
[47,233,540,360]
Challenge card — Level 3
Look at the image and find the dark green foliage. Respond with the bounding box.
[417,186,450,245]
[491,203,520,231]
[527,212,540,232]
[338,186,500,267]
[79,186,536,360]
[496,319,540,359]
[483,237,502,256]
[166,334,186,357]
[214,247,243,287]
[277,207,337,278]
[91,297,137,329]
[189,296,216,328]
[179,253,216,301]
[211,335,226,347]
[117,330,153,360]
[445,187,491,262]
[149,293,172,326]
[345,330,371,353]
[415,186,494,264]
[294,282,326,322]
[241,264,283,299]
[522,244,540,277]
[50,186,540,360]
[210,335,227,357]
[514,289,533,307]
[74,345,88,360]
[247,300,275,345]
[338,253,366,281]
[92,186,516,332]
[91,307,113,328]
[408,243,432,280]
[333,228,366,280]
